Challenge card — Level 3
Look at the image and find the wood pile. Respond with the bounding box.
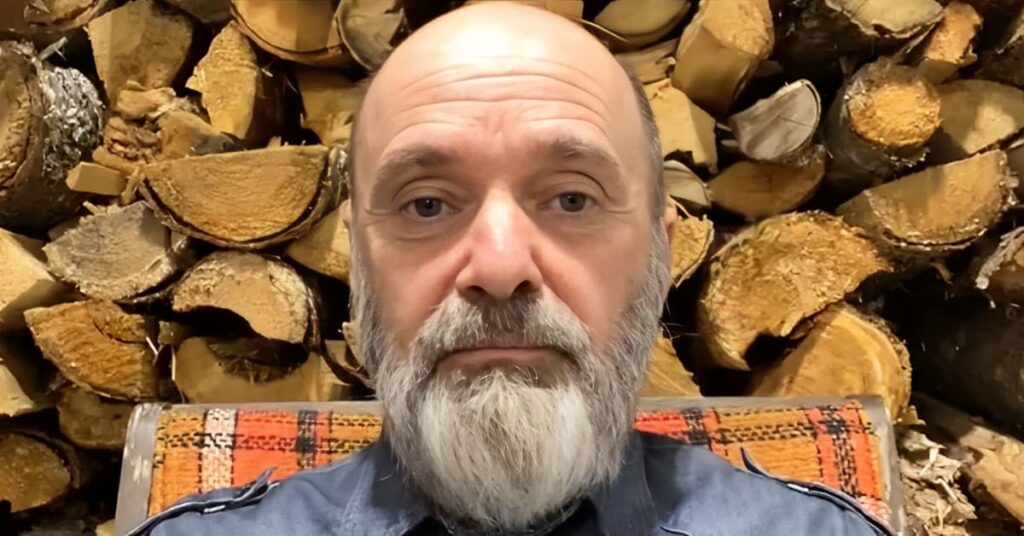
[1,0,1023,532]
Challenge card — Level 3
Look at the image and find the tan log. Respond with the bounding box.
[670,0,772,116]
[910,2,983,83]
[670,211,713,287]
[171,251,313,345]
[295,67,367,146]
[57,384,133,451]
[0,431,76,512]
[230,0,350,67]
[285,205,351,282]
[698,212,890,370]
[708,149,825,220]
[172,337,349,403]
[464,0,583,20]
[727,80,820,165]
[0,0,113,43]
[974,4,1024,88]
[24,300,159,400]
[915,394,1024,525]
[748,304,911,421]
[641,335,700,397]
[336,0,404,71]
[929,80,1024,162]
[615,39,678,84]
[646,80,717,170]
[824,59,941,191]
[187,22,282,146]
[324,338,371,389]
[837,151,1017,260]
[43,202,190,301]
[594,0,690,48]
[65,162,127,196]
[164,0,230,24]
[85,0,195,101]
[0,334,54,417]
[0,41,103,234]
[0,229,69,332]
[663,161,711,213]
[140,145,342,249]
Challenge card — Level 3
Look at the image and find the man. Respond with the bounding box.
[134,3,893,535]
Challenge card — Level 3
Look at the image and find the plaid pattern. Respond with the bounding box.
[148,401,888,521]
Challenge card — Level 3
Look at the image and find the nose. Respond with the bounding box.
[455,192,543,302]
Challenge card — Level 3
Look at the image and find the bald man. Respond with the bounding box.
[131,3,893,535]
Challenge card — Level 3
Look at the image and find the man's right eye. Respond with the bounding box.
[404,197,446,218]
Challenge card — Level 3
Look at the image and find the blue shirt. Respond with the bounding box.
[130,431,895,535]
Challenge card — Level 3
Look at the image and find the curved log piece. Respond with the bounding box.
[463,0,582,20]
[614,38,678,85]
[0,41,103,235]
[641,335,701,397]
[969,227,1024,303]
[230,0,350,67]
[172,337,350,403]
[0,0,113,43]
[824,59,941,192]
[285,204,351,282]
[336,0,405,71]
[727,79,821,165]
[24,300,159,400]
[909,1,983,84]
[837,150,1017,261]
[0,228,70,332]
[593,0,689,48]
[85,0,195,102]
[670,210,713,287]
[294,67,367,146]
[0,333,55,417]
[748,304,911,422]
[663,160,711,213]
[140,145,343,249]
[0,431,79,513]
[57,383,133,451]
[707,148,825,220]
[171,251,314,346]
[43,202,191,301]
[928,79,1024,163]
[697,212,890,370]
[646,80,717,171]
[670,0,772,116]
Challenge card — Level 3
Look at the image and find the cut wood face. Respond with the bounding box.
[594,0,690,47]
[830,0,944,38]
[0,229,69,332]
[231,0,350,67]
[337,0,405,71]
[614,39,678,84]
[647,81,717,168]
[727,80,820,164]
[845,61,940,150]
[295,67,367,146]
[670,212,713,286]
[931,80,1024,161]
[0,432,72,513]
[698,212,890,370]
[708,150,825,219]
[285,206,351,281]
[0,52,35,190]
[641,335,700,397]
[57,384,133,451]
[912,1,982,83]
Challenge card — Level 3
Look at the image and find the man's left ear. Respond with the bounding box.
[340,198,353,233]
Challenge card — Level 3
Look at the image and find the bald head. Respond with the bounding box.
[347,1,663,216]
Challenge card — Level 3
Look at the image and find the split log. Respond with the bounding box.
[928,80,1024,162]
[295,67,367,146]
[911,297,1024,430]
[837,150,1017,261]
[707,148,825,220]
[57,384,133,451]
[0,432,76,513]
[186,22,282,146]
[0,334,54,417]
[173,337,349,403]
[85,0,196,101]
[646,80,717,170]
[285,205,350,282]
[341,321,367,373]
[909,2,983,83]
[164,0,231,25]
[1009,136,1024,199]
[0,0,113,43]
[65,162,127,196]
[593,0,690,48]
[324,338,370,388]
[914,394,1024,526]
[171,251,314,345]
[670,211,713,286]
[774,0,943,74]
[0,41,103,235]
[140,145,342,249]
[42,202,190,301]
[641,335,700,397]
[24,300,159,400]
[824,59,941,191]
[230,0,350,67]
[614,39,678,84]
[663,161,711,213]
[698,212,890,370]
[974,5,1024,88]
[670,0,772,116]
[748,304,911,421]
[727,80,820,165]
[0,229,69,332]
[336,0,405,71]
[969,227,1024,303]
[464,0,582,19]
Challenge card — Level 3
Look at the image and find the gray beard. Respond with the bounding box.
[349,225,670,534]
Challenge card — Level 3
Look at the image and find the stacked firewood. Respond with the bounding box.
[1,0,1023,532]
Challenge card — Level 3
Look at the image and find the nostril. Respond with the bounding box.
[512,280,537,297]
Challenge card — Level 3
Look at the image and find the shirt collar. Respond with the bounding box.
[340,431,660,535]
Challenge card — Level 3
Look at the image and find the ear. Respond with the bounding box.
[340,198,353,233]
[661,197,677,250]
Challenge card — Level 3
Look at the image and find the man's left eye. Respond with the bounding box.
[555,192,589,213]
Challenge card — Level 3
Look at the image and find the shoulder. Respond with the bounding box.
[638,432,894,536]
[130,442,377,536]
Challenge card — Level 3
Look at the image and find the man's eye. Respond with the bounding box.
[557,192,589,213]
[406,197,445,218]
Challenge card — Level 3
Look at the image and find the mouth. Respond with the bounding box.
[436,345,562,374]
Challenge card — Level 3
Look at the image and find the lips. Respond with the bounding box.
[438,346,560,373]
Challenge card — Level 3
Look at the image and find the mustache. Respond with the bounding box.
[411,294,592,370]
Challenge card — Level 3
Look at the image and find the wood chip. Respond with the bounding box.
[65,162,127,196]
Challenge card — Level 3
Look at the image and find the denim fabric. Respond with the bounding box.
[132,431,894,535]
